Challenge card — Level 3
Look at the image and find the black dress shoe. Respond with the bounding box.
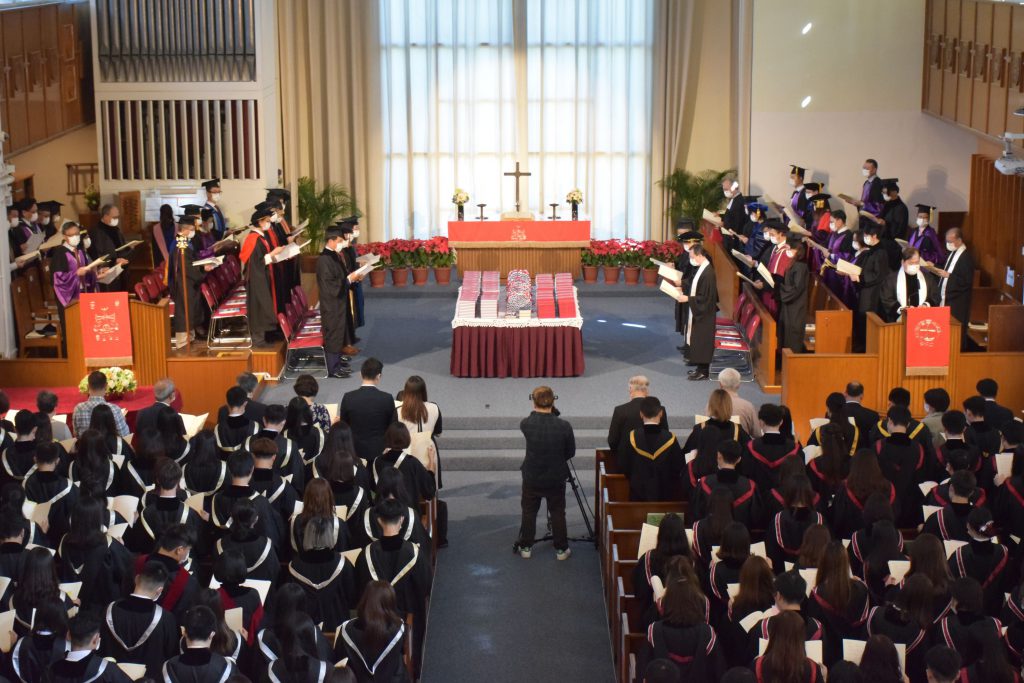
[353,336,362,343]
[687,371,709,381]
[685,360,697,367]
[676,345,685,351]
[328,370,352,379]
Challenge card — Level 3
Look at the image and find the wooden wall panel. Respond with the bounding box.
[3,11,30,152]
[57,2,81,129]
[813,309,853,354]
[955,352,1024,416]
[781,351,883,444]
[943,0,963,118]
[452,245,586,279]
[0,359,73,387]
[966,153,1024,300]
[971,2,992,128]
[926,0,947,115]
[957,1,977,126]
[38,4,62,137]
[128,300,170,385]
[707,234,740,325]
[167,356,251,418]
[988,3,1011,136]
[1011,7,1024,136]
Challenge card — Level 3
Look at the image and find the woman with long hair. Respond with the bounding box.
[646,556,726,683]
[6,598,68,683]
[335,580,410,682]
[264,612,332,682]
[1000,565,1024,667]
[707,522,751,613]
[806,423,851,500]
[848,494,900,577]
[69,429,116,494]
[182,429,227,494]
[155,404,190,464]
[316,422,372,488]
[754,610,825,683]
[153,203,176,275]
[0,482,45,548]
[216,498,280,584]
[894,533,952,620]
[288,516,357,632]
[806,392,858,456]
[190,587,242,662]
[115,427,164,498]
[396,375,443,480]
[291,478,350,554]
[286,395,326,467]
[213,549,264,646]
[796,525,831,571]
[766,475,824,573]
[831,449,897,539]
[867,573,934,683]
[373,422,436,507]
[255,583,335,670]
[961,636,1020,683]
[858,635,904,683]
[722,556,776,666]
[766,456,824,519]
[949,506,1011,615]
[692,487,734,569]
[8,547,69,636]
[808,540,870,664]
[633,513,693,628]
[682,390,751,496]
[56,495,132,610]
[87,403,135,462]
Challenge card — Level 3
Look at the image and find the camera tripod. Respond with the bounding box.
[513,458,596,552]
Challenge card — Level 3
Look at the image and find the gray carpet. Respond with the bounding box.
[261,280,773,470]
[420,470,614,683]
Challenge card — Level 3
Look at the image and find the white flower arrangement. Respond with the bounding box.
[566,189,583,204]
[452,189,470,206]
[78,366,138,396]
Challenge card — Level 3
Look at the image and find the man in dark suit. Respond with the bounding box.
[937,227,974,350]
[976,378,1014,431]
[340,357,398,465]
[607,375,669,453]
[215,372,266,425]
[721,175,746,252]
[842,381,878,449]
[134,378,178,435]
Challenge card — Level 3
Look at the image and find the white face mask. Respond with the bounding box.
[862,168,871,177]
[353,230,360,238]
[789,178,796,187]
[67,235,80,247]
[109,218,119,227]
[924,403,932,414]
[785,249,797,259]
[84,237,91,249]
[689,257,698,267]
[209,193,221,203]
[881,194,889,202]
[683,244,693,253]
[271,214,281,223]
[829,221,837,231]
[41,217,51,226]
[946,241,956,251]
[905,264,920,276]
[334,241,346,252]
[864,236,877,246]
[769,235,780,245]
[723,189,731,198]
[916,218,927,228]
[805,192,814,200]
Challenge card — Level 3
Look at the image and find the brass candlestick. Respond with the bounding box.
[476,203,488,220]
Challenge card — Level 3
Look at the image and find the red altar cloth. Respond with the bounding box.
[2,385,183,433]
[450,326,585,378]
[447,219,590,242]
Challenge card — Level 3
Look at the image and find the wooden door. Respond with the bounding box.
[1010,5,1024,136]
[943,0,962,119]
[956,0,977,126]
[988,3,1012,136]
[971,1,991,129]
[926,0,946,115]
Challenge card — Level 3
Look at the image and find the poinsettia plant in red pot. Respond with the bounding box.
[424,236,457,285]
[357,242,390,287]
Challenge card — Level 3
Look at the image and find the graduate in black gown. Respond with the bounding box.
[880,247,937,322]
[242,208,283,345]
[161,605,238,681]
[288,516,358,632]
[338,215,367,332]
[317,227,357,379]
[850,224,891,352]
[336,581,411,683]
[616,397,684,501]
[101,561,180,679]
[674,244,717,381]
[777,236,809,354]
[257,200,296,310]
[45,614,135,683]
[937,227,974,350]
[673,224,703,353]
[878,179,910,241]
[171,216,213,346]
[87,204,131,292]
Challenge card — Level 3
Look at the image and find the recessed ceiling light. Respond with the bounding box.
[802,22,813,35]
[801,96,812,108]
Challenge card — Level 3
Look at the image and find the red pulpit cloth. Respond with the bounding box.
[905,306,951,376]
[80,292,134,366]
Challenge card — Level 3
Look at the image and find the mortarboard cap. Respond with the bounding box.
[679,230,704,243]
[38,201,64,213]
[200,208,213,221]
[181,204,203,216]
[745,201,768,215]
[674,217,697,232]
[266,188,291,201]
[803,182,822,192]
[201,178,221,191]
[176,216,195,227]
[336,214,360,227]
[337,222,356,235]
[809,193,832,210]
[765,219,789,233]
[15,198,37,211]
[914,203,934,214]
[789,165,806,177]
[862,222,883,236]
[325,226,345,240]
[254,201,277,213]
[251,208,274,224]
[882,179,900,193]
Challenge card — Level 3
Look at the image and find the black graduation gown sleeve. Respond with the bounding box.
[246,235,279,337]
[855,247,890,314]
[687,265,719,365]
[882,199,910,240]
[944,249,974,325]
[315,249,354,351]
[171,243,205,334]
[879,271,901,322]
[778,260,808,352]
[88,225,128,292]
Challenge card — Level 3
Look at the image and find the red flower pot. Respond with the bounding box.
[391,268,410,287]
[411,267,430,285]
[602,266,621,284]
[623,266,641,285]
[433,267,452,285]
[582,265,598,283]
[368,269,387,288]
[642,266,660,286]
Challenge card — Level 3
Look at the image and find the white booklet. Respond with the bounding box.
[268,240,311,264]
[193,255,225,267]
[180,413,209,438]
[97,263,124,285]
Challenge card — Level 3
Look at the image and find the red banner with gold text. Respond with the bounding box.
[905,306,950,376]
[80,292,133,366]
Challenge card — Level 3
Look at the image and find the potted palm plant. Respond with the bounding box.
[297,176,360,273]
[657,167,735,232]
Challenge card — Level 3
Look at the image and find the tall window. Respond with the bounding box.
[380,0,654,239]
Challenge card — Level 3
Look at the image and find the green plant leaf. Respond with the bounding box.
[297,177,361,254]
[657,168,736,225]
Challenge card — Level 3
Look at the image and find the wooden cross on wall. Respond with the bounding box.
[504,161,531,212]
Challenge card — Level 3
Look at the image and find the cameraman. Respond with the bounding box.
[516,386,576,560]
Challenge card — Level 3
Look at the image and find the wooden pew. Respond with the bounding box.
[609,544,639,666]
[603,503,683,615]
[619,612,647,683]
[805,272,853,353]
[741,283,780,391]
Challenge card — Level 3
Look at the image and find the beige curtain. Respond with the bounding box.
[650,0,696,241]
[276,0,384,240]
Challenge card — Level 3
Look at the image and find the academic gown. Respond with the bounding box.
[288,548,357,631]
[49,244,95,309]
[268,220,294,310]
[248,428,306,493]
[133,552,200,624]
[824,230,857,308]
[46,651,134,683]
[880,237,903,272]
[336,618,411,683]
[875,434,926,527]
[743,433,800,491]
[853,244,890,314]
[373,448,437,506]
[880,198,910,240]
[7,633,71,683]
[355,536,432,616]
[766,507,825,573]
[24,471,78,545]
[674,250,694,337]
[939,246,974,329]
[860,176,884,217]
[908,225,944,267]
[686,262,718,366]
[616,425,684,502]
[331,481,373,547]
[214,415,259,454]
[948,538,1011,614]
[360,505,429,549]
[316,247,355,352]
[57,536,133,611]
[101,594,180,680]
[866,605,932,683]
[171,238,206,334]
[935,611,1001,668]
[162,648,237,682]
[249,468,298,536]
[217,530,280,584]
[646,621,725,683]
[807,580,871,665]
[210,485,284,547]
[345,242,366,328]
[254,626,335,673]
[88,222,129,292]
[204,202,226,240]
[1002,588,1024,665]
[691,469,762,530]
[921,502,973,542]
[124,497,206,556]
[880,269,936,322]
[182,459,228,496]
[244,231,280,338]
[830,482,898,540]
[778,259,808,353]
[291,514,351,556]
